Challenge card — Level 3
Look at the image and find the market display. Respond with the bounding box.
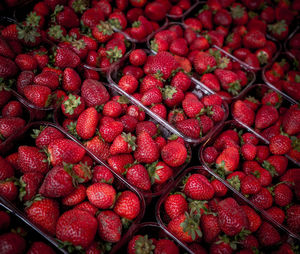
[0,0,299,253]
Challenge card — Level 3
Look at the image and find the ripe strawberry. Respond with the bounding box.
[272,183,293,207]
[183,174,215,200]
[161,141,187,167]
[182,97,204,118]
[141,87,163,106]
[84,136,110,161]
[110,133,136,155]
[200,73,221,92]
[230,3,248,25]
[61,184,86,206]
[0,117,26,140]
[269,134,291,155]
[126,164,151,191]
[113,190,140,220]
[175,119,202,139]
[167,212,201,242]
[134,132,159,164]
[241,175,261,195]
[286,204,300,234]
[163,86,184,108]
[264,155,288,176]
[216,146,240,173]
[214,69,241,95]
[97,210,122,243]
[107,154,134,174]
[241,143,256,160]
[243,30,266,49]
[164,193,188,220]
[86,182,116,209]
[201,213,221,243]
[193,52,217,74]
[249,187,273,210]
[197,7,213,30]
[27,241,55,254]
[127,235,155,254]
[1,101,20,118]
[241,205,261,232]
[92,165,114,184]
[0,156,14,181]
[214,8,232,26]
[17,146,48,174]
[0,232,26,254]
[268,20,289,41]
[56,209,97,249]
[62,67,81,92]
[143,51,179,80]
[33,126,65,148]
[258,222,281,247]
[217,197,248,236]
[54,47,80,69]
[47,138,85,166]
[23,85,52,108]
[169,38,188,56]
[0,37,15,59]
[154,239,179,254]
[76,107,98,140]
[255,105,279,130]
[25,196,60,235]
[147,160,173,185]
[15,54,38,71]
[282,107,300,135]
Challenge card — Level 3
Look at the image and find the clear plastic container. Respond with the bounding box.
[231,83,299,166]
[1,121,146,254]
[199,120,300,239]
[284,26,300,55]
[262,52,299,105]
[107,49,229,145]
[156,165,300,253]
[0,196,68,254]
[54,82,192,200]
[113,222,188,253]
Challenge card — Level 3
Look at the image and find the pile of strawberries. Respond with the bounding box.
[202,121,300,235]
[0,0,299,253]
[158,167,297,253]
[0,123,144,253]
[232,84,300,163]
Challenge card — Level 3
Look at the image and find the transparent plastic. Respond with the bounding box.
[1,121,146,254]
[199,120,300,240]
[156,165,300,254]
[107,49,229,145]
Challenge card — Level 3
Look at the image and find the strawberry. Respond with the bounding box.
[25,196,60,235]
[145,1,167,21]
[154,239,179,254]
[118,74,139,95]
[92,165,114,184]
[61,184,86,206]
[184,18,202,32]
[76,107,98,140]
[200,73,221,92]
[268,20,289,41]
[97,210,122,243]
[230,3,248,25]
[163,86,184,108]
[110,133,136,155]
[113,190,140,220]
[201,213,221,243]
[47,138,85,166]
[255,105,279,130]
[286,204,300,234]
[141,87,163,106]
[241,143,256,160]
[0,156,14,181]
[53,5,79,28]
[167,212,201,243]
[15,54,37,71]
[282,107,300,135]
[23,85,52,108]
[33,71,59,91]
[0,117,26,140]
[54,47,80,69]
[243,30,266,49]
[130,20,148,41]
[264,155,288,176]
[249,187,273,210]
[0,179,18,201]
[215,146,240,173]
[169,38,188,56]
[161,141,187,167]
[127,235,155,254]
[214,69,241,95]
[33,126,65,149]
[126,164,151,191]
[272,183,293,207]
[241,205,261,233]
[150,38,169,52]
[269,134,291,155]
[193,52,217,74]
[0,232,26,254]
[240,175,261,195]
[134,131,159,164]
[143,51,179,80]
[183,173,215,200]
[92,21,114,43]
[107,154,134,174]
[86,182,116,209]
[17,146,48,174]
[164,193,188,220]
[217,197,248,236]
[214,9,232,26]
[257,222,281,247]
[147,161,172,185]
[27,242,55,254]
[81,79,110,107]
[197,8,213,30]
[56,209,97,249]
[175,119,202,139]
[0,37,14,59]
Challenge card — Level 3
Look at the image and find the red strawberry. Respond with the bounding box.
[164,193,188,220]
[286,204,300,234]
[161,141,187,167]
[54,5,79,28]
[282,107,300,135]
[154,239,179,254]
[0,232,26,254]
[241,205,261,232]
[17,146,48,174]
[85,136,111,161]
[249,187,273,210]
[33,126,65,148]
[107,154,134,174]
[197,8,213,30]
[27,241,55,254]
[56,209,97,249]
[264,155,288,176]
[200,73,221,92]
[201,213,221,243]
[118,74,139,95]
[23,85,52,108]
[0,117,26,140]
[217,197,248,236]
[214,8,232,26]
[175,119,202,139]
[243,30,266,49]
[61,184,86,206]
[25,196,60,235]
[255,105,279,130]
[141,87,163,106]
[86,182,116,209]
[268,20,289,41]
[62,67,81,92]
[241,143,256,160]
[47,138,85,166]
[216,146,240,173]
[257,222,281,247]
[126,164,151,191]
[15,54,37,71]
[127,235,155,254]
[241,175,261,195]
[272,183,293,207]
[76,107,98,140]
[193,52,217,74]
[97,210,122,243]
[110,133,136,155]
[1,101,21,118]
[183,173,214,200]
[113,190,140,220]
[182,97,204,118]
[269,134,291,155]
[214,69,241,95]
[230,3,248,25]
[0,156,14,181]
[147,160,172,185]
[169,38,189,56]
[134,131,159,164]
